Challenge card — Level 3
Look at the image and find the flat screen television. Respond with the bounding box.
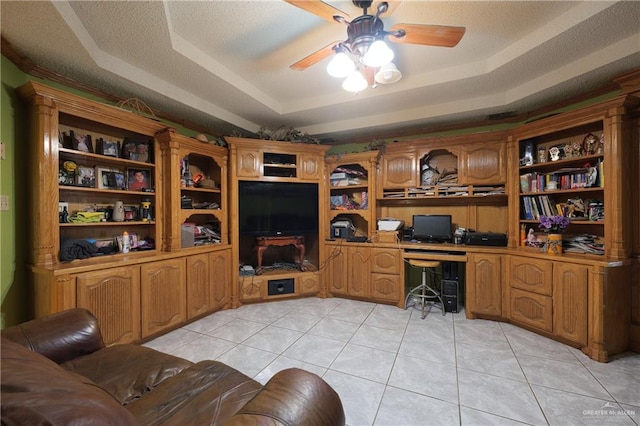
[238,181,319,236]
[412,214,452,243]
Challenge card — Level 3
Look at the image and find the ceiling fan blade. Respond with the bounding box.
[290,41,340,71]
[373,0,401,16]
[389,24,466,47]
[284,0,349,23]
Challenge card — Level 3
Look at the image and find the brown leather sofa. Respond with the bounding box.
[1,308,345,425]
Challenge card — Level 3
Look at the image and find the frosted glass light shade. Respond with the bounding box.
[342,70,368,92]
[363,40,394,68]
[327,52,355,78]
[374,62,402,84]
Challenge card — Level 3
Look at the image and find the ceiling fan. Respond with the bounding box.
[286,0,466,92]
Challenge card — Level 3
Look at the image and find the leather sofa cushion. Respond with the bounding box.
[126,360,262,425]
[61,344,193,405]
[1,337,137,425]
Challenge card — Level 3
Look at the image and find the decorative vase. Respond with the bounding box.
[547,233,563,254]
[113,201,125,222]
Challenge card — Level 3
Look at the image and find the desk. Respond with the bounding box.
[403,248,467,314]
[255,236,305,275]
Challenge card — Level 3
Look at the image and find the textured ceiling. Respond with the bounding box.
[1,1,639,143]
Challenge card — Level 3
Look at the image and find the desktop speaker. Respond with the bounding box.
[442,279,461,313]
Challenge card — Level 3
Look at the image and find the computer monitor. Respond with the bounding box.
[412,214,452,243]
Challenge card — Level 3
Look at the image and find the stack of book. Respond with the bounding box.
[564,234,604,255]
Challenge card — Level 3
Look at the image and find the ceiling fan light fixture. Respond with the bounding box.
[327,51,355,78]
[342,70,368,92]
[363,39,394,68]
[374,62,402,84]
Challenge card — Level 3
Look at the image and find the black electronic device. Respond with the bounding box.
[347,236,368,242]
[464,232,508,247]
[442,279,461,313]
[238,181,319,236]
[268,278,294,296]
[442,261,459,281]
[402,227,414,241]
[412,214,452,243]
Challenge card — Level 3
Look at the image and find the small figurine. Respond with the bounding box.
[563,143,573,158]
[549,146,561,161]
[537,147,547,163]
[583,133,598,155]
[596,135,604,154]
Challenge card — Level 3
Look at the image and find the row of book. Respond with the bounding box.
[521,194,559,220]
[520,159,602,193]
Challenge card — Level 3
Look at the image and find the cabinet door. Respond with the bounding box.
[510,288,553,333]
[239,275,263,301]
[371,273,400,303]
[371,248,400,274]
[381,152,417,188]
[76,266,140,346]
[458,142,506,184]
[140,258,186,338]
[466,254,502,317]
[299,154,321,180]
[211,249,230,310]
[509,256,553,296]
[553,262,588,345]
[236,148,261,177]
[348,246,370,298]
[326,244,348,295]
[299,274,320,295]
[186,253,212,319]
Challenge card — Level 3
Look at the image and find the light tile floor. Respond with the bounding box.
[144,297,640,426]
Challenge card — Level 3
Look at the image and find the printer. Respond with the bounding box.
[330,220,354,239]
[464,232,508,247]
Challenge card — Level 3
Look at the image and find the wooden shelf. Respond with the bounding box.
[60,221,155,227]
[59,147,155,169]
[60,185,156,196]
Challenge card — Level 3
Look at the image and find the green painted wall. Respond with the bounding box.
[1,55,29,328]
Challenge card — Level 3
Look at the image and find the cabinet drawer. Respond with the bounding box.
[371,248,400,274]
[510,288,553,333]
[509,256,553,296]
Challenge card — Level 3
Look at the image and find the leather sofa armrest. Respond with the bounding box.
[1,308,105,364]
[226,368,345,426]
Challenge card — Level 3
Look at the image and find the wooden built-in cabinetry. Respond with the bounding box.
[226,137,329,307]
[20,81,231,345]
[326,152,378,239]
[157,129,228,250]
[19,80,638,361]
[325,242,402,305]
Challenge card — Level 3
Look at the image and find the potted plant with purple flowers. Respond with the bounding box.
[539,215,569,254]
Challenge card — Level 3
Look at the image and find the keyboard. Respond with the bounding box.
[404,248,465,255]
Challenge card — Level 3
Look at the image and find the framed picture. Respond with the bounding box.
[121,138,152,163]
[113,171,126,190]
[96,167,125,190]
[70,130,93,153]
[127,168,151,191]
[75,166,96,187]
[97,138,120,158]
